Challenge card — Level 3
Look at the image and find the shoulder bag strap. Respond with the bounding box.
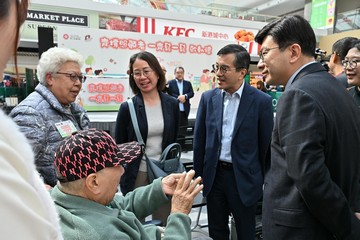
[126,99,145,147]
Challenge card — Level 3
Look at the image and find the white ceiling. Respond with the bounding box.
[166,0,305,17]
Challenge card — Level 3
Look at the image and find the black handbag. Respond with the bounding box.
[127,99,185,183]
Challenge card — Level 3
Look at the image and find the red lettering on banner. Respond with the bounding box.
[100,37,110,48]
[189,44,213,55]
[164,26,195,37]
[185,28,195,36]
[99,37,146,50]
[87,83,125,93]
[88,94,124,103]
[176,28,185,36]
[164,26,176,35]
[178,43,187,53]
[200,31,230,40]
[119,39,128,49]
[128,39,138,50]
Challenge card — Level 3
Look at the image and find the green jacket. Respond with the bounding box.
[51,178,191,240]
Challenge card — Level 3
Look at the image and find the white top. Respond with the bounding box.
[0,110,63,239]
[139,101,164,172]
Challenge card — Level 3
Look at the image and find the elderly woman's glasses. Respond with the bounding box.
[342,59,360,69]
[56,72,86,83]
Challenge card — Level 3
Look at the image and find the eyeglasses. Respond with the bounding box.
[342,59,360,69]
[212,64,237,74]
[132,69,153,79]
[55,72,86,83]
[259,46,280,61]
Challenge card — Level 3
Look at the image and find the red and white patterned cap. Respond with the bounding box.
[54,128,142,182]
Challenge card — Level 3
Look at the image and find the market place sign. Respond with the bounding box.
[27,10,88,26]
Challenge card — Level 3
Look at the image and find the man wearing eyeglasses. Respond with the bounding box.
[167,67,194,142]
[344,41,360,108]
[255,16,360,240]
[193,44,273,240]
[328,37,358,88]
[10,47,90,188]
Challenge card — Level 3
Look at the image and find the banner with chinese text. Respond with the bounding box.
[57,26,234,110]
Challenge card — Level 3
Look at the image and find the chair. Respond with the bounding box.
[176,125,194,152]
[191,192,208,232]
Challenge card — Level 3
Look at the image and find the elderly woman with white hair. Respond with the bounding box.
[10,47,90,187]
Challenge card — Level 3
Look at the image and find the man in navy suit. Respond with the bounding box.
[255,15,360,239]
[193,44,273,240]
[167,67,194,139]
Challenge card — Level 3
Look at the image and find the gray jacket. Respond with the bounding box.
[10,84,90,186]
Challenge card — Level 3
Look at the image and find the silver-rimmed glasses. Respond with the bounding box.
[259,46,280,61]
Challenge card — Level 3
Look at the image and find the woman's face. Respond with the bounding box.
[344,47,360,87]
[132,59,159,94]
[47,61,83,106]
[0,1,17,76]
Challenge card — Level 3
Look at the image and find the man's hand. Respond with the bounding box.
[177,95,186,103]
[355,212,360,220]
[169,170,203,215]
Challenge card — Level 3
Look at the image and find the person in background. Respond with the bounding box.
[255,15,360,239]
[193,44,273,240]
[10,47,90,187]
[256,80,267,93]
[167,67,194,140]
[161,64,169,92]
[328,37,359,88]
[115,51,179,225]
[0,0,62,239]
[51,128,203,240]
[344,41,360,108]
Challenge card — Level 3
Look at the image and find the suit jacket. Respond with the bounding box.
[193,83,273,207]
[263,62,360,240]
[115,92,179,194]
[167,79,194,117]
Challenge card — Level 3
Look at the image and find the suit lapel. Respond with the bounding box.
[233,83,254,134]
[135,94,147,124]
[161,93,171,137]
[171,80,180,95]
[211,89,224,140]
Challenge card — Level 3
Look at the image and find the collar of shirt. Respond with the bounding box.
[221,80,245,99]
[285,61,317,90]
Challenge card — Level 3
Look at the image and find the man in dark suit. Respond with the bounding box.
[167,67,194,139]
[255,15,360,239]
[193,44,273,240]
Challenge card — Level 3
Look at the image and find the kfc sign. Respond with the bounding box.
[163,26,195,37]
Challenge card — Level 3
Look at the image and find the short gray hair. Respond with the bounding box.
[37,47,84,86]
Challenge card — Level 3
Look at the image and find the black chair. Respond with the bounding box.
[191,192,208,232]
[176,125,194,152]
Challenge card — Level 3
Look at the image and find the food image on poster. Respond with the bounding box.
[99,14,137,32]
[234,30,255,42]
[234,29,255,53]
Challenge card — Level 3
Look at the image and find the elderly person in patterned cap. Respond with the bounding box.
[51,128,203,240]
[10,47,90,187]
